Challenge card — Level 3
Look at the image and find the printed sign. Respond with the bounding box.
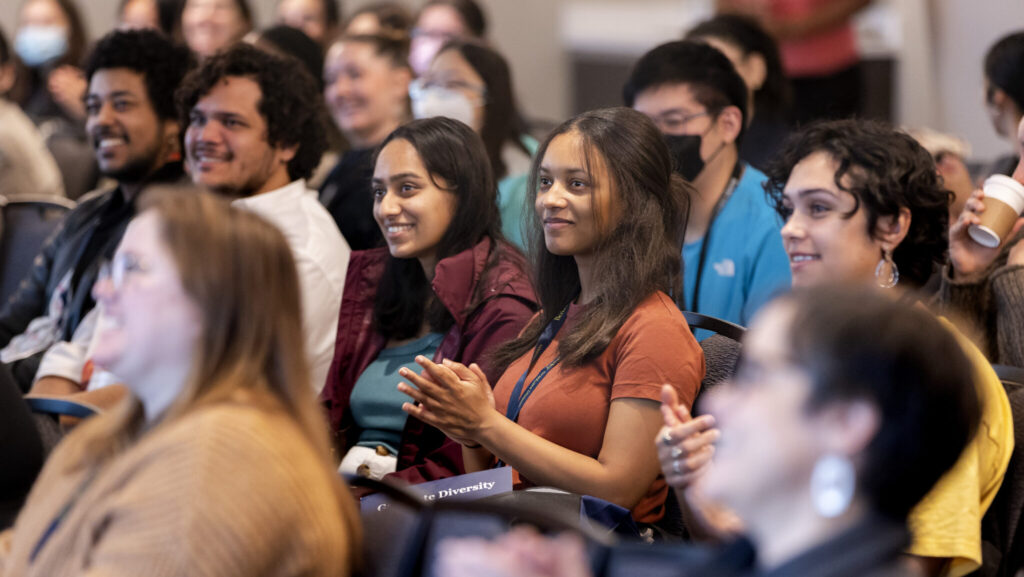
[361,467,514,513]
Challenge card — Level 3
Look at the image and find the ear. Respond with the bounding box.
[743,53,767,92]
[277,142,298,165]
[815,400,881,456]
[392,66,413,101]
[875,206,911,253]
[716,104,744,145]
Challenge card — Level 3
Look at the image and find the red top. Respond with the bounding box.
[493,291,705,523]
[772,0,859,77]
[321,237,537,484]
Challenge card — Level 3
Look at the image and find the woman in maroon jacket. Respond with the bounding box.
[321,117,537,484]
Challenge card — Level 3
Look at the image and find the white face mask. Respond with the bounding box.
[411,86,478,130]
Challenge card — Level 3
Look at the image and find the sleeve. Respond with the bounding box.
[610,297,705,410]
[740,220,792,326]
[989,264,1024,367]
[934,265,996,360]
[388,295,538,485]
[32,307,99,386]
[293,245,349,395]
[0,222,65,348]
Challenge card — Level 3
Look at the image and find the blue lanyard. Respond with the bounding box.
[503,302,571,423]
[30,469,99,564]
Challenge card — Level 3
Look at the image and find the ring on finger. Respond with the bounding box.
[670,446,683,459]
[672,459,681,474]
[661,430,673,446]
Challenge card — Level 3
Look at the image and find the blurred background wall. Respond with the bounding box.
[2,0,1024,162]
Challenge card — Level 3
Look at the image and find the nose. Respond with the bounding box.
[377,190,401,218]
[779,210,804,243]
[536,181,568,213]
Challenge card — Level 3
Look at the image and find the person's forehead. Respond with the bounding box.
[195,76,264,115]
[88,68,150,99]
[633,82,702,113]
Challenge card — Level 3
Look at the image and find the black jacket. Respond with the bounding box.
[0,162,184,389]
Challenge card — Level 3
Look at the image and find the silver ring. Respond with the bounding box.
[660,430,673,446]
[670,446,683,459]
[672,459,681,475]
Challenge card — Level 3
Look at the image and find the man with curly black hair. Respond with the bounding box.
[0,29,191,398]
[178,43,350,393]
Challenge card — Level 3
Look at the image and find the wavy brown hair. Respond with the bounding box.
[63,188,360,561]
[494,107,691,369]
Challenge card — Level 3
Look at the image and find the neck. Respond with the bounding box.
[349,118,402,150]
[746,495,869,571]
[685,145,739,244]
[419,254,439,281]
[574,253,597,305]
[136,365,192,425]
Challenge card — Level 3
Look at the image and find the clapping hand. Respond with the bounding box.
[656,384,719,489]
[398,357,496,445]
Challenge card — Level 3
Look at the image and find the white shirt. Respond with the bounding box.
[233,180,351,393]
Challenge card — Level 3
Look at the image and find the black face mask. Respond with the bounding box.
[664,133,705,182]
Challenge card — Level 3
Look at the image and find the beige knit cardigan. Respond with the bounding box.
[0,400,355,577]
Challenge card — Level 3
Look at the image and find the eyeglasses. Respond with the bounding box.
[409,77,487,101]
[98,253,149,292]
[649,110,711,134]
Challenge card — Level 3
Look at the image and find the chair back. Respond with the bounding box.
[0,195,75,304]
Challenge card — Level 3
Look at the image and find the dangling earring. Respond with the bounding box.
[810,454,856,518]
[875,248,899,289]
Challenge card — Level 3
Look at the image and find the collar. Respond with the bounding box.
[431,237,497,327]
[231,179,309,211]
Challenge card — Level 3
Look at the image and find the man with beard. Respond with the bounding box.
[178,44,350,393]
[0,30,191,397]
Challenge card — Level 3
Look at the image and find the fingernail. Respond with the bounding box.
[442,359,452,366]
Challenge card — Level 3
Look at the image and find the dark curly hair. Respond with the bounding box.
[985,31,1024,111]
[176,42,328,181]
[84,29,193,122]
[763,119,951,288]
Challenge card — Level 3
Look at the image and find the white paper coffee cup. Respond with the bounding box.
[968,175,1024,248]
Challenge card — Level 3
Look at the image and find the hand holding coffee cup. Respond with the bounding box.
[967,175,1024,248]
[949,185,1024,281]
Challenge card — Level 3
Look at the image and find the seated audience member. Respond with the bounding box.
[276,0,340,49]
[686,13,792,173]
[0,26,64,197]
[179,43,349,393]
[0,29,189,397]
[321,33,411,249]
[624,40,790,330]
[668,288,980,576]
[246,24,324,90]
[665,119,1013,576]
[13,0,96,199]
[980,31,1024,180]
[343,2,412,36]
[716,0,872,125]
[179,0,252,59]
[0,189,360,576]
[117,0,184,38]
[408,0,486,76]
[398,107,704,523]
[412,40,536,249]
[321,117,536,482]
[937,119,1024,368]
[907,127,975,222]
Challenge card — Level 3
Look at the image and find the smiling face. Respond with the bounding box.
[181,0,250,58]
[324,40,410,147]
[85,67,174,183]
[779,151,887,288]
[185,75,295,197]
[535,131,618,258]
[372,138,457,270]
[91,211,202,393]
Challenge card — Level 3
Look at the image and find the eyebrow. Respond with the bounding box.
[538,165,588,176]
[384,172,423,183]
[85,90,138,101]
[788,187,840,199]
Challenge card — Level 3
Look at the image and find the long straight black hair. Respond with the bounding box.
[372,116,511,339]
[494,107,691,369]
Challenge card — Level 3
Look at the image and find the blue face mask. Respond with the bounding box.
[14,25,69,68]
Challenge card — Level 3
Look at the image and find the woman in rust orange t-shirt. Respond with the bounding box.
[397,107,705,523]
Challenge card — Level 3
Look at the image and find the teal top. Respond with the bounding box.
[497,135,539,250]
[350,332,445,454]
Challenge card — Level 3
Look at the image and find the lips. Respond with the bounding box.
[787,252,820,269]
[190,145,232,170]
[543,217,573,230]
[383,222,415,238]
